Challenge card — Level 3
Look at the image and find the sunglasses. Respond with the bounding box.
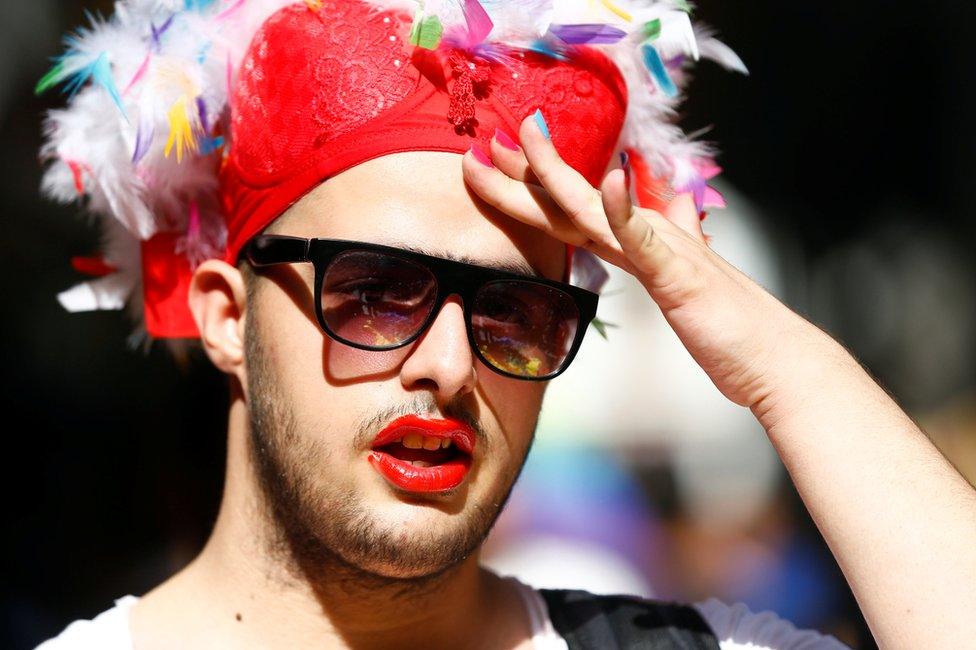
[243,235,599,381]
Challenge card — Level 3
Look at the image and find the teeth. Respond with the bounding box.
[411,460,433,468]
[402,433,424,449]
[397,434,453,451]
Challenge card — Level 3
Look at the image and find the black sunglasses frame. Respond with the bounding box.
[243,234,599,381]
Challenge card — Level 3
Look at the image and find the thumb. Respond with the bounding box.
[601,168,682,291]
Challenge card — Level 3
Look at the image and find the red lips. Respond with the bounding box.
[368,414,476,493]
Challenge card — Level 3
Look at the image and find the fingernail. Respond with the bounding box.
[469,143,494,168]
[494,127,521,152]
[619,150,631,187]
[532,109,550,140]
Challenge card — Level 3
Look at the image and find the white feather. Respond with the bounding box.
[57,272,138,312]
[697,31,748,74]
[654,10,698,60]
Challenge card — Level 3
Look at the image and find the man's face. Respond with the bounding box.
[242,151,566,581]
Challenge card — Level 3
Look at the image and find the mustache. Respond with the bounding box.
[354,394,488,450]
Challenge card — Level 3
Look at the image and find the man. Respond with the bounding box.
[36,0,976,648]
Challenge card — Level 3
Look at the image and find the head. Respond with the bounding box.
[189,149,566,584]
[151,0,621,590]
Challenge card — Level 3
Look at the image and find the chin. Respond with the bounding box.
[352,554,458,581]
[325,500,485,578]
[335,528,471,581]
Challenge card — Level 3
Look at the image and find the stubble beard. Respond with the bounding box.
[243,324,535,592]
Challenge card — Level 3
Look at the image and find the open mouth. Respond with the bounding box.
[367,415,476,493]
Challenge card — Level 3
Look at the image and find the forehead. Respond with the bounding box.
[269,151,566,281]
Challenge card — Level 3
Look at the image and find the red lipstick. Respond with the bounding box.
[368,414,476,493]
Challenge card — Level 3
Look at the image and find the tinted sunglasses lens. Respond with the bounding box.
[472,281,580,378]
[321,250,437,348]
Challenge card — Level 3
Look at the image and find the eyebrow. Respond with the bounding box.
[387,241,545,279]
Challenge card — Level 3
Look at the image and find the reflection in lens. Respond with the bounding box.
[472,281,579,378]
[321,251,436,348]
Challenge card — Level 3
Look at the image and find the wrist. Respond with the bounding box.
[749,318,861,433]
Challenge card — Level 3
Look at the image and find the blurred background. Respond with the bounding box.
[2,1,975,648]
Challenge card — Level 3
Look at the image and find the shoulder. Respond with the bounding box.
[692,597,851,650]
[35,596,138,650]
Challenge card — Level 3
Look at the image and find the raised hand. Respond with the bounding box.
[461,111,820,409]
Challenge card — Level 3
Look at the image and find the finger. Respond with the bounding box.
[461,146,595,248]
[517,110,610,237]
[488,127,540,184]
[601,168,683,288]
[665,192,706,242]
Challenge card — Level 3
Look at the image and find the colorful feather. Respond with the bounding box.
[641,18,661,41]
[550,23,626,45]
[71,256,117,277]
[66,159,90,195]
[703,185,726,209]
[123,52,151,96]
[200,135,224,155]
[39,51,128,121]
[409,12,444,50]
[151,16,175,52]
[184,0,219,11]
[196,97,209,134]
[35,61,67,96]
[91,53,127,119]
[132,111,154,163]
[444,0,494,50]
[216,0,247,20]
[164,96,197,162]
[462,0,494,46]
[640,44,677,97]
[526,36,569,60]
[597,0,632,22]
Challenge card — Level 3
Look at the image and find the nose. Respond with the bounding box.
[399,294,477,401]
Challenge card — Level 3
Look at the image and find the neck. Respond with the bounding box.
[142,389,517,650]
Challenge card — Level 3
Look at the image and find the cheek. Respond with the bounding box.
[325,343,410,381]
[249,286,342,433]
[476,366,546,454]
[258,305,322,386]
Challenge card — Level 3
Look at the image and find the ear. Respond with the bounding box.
[188,259,247,377]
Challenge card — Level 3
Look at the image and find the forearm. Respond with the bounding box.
[751,320,976,648]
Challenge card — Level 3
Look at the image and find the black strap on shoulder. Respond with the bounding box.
[540,588,721,650]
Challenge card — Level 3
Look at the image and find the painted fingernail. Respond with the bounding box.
[469,143,494,168]
[494,127,521,152]
[619,150,631,187]
[532,109,550,140]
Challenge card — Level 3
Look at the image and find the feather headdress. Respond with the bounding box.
[37,0,745,341]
